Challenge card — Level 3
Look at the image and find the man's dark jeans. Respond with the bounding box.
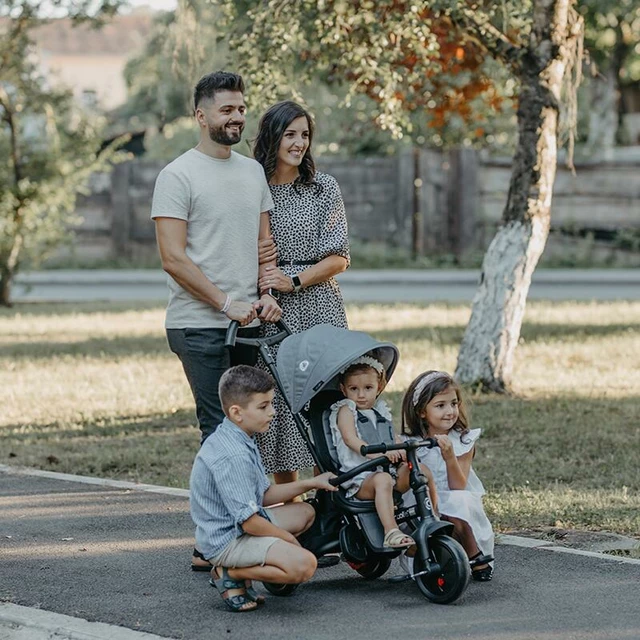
[166,327,259,444]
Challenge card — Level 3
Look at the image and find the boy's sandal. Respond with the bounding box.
[383,528,414,549]
[191,548,213,572]
[211,567,258,612]
[208,578,266,605]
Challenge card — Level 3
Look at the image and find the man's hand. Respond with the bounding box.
[312,471,338,492]
[259,265,294,293]
[258,236,278,264]
[254,295,282,322]
[225,301,257,326]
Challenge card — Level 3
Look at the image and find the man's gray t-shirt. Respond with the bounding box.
[151,148,274,328]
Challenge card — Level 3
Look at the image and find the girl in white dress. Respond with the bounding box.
[402,370,494,581]
[329,356,437,549]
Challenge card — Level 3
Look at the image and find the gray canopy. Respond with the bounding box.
[275,324,399,413]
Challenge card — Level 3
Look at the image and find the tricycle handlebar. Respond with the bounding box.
[360,438,438,456]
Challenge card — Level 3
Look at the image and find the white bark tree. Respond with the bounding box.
[204,0,585,392]
[455,0,584,391]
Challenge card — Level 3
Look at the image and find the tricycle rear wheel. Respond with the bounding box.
[261,582,299,597]
[347,555,392,580]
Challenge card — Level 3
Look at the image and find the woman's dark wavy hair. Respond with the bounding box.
[253,101,322,194]
[401,371,469,440]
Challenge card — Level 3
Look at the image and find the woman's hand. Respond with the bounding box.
[259,265,294,293]
[258,236,278,264]
[254,295,282,323]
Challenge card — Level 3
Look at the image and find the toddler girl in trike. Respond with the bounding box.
[329,355,438,549]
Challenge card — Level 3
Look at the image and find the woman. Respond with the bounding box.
[254,100,350,484]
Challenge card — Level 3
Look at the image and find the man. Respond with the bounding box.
[151,70,281,448]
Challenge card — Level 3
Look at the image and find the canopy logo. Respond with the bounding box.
[299,360,309,372]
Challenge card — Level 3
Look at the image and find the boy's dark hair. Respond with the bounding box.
[401,371,469,439]
[194,71,245,110]
[253,100,321,194]
[219,365,275,411]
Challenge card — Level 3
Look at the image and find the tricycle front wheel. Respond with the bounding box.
[414,534,470,604]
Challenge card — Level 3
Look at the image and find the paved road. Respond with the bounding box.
[1,466,638,640]
[12,269,640,303]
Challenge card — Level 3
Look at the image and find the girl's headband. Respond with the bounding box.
[341,355,385,376]
[412,371,449,406]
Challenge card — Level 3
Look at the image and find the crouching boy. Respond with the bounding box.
[190,365,337,612]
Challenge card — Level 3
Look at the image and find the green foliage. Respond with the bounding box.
[214,0,524,145]
[116,1,226,132]
[579,0,640,83]
[0,0,129,304]
[142,116,198,160]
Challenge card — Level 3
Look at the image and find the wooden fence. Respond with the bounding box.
[70,147,640,263]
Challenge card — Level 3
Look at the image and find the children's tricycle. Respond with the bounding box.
[225,321,470,604]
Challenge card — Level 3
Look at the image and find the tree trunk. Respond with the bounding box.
[455,0,581,392]
[0,267,13,307]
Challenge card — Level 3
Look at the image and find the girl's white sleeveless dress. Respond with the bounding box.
[402,428,494,562]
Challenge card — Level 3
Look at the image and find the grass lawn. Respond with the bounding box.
[2,300,639,539]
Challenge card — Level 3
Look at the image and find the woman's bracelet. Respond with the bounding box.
[221,295,231,315]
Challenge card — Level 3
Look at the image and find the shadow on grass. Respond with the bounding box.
[369,322,640,349]
[0,301,164,318]
[1,409,196,443]
[0,334,170,360]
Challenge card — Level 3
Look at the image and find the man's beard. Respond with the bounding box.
[208,121,243,146]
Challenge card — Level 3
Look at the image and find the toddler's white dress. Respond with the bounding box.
[328,398,394,498]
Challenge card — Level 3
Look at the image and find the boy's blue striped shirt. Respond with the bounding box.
[190,417,270,560]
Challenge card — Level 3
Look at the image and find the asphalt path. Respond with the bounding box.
[12,269,640,303]
[1,468,638,640]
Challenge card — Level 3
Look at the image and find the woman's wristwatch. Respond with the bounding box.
[290,275,303,293]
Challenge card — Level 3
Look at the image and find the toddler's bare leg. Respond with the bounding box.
[356,471,397,533]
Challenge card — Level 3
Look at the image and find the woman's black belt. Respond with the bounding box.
[277,259,318,266]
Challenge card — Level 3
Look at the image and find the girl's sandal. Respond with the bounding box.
[383,528,415,549]
[211,567,258,612]
[470,552,494,582]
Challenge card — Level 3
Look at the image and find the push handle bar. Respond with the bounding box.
[225,316,292,349]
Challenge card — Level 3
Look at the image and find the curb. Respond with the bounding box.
[0,603,168,640]
[3,464,639,566]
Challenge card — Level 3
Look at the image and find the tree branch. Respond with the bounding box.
[452,3,522,68]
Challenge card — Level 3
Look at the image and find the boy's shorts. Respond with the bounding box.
[209,508,283,569]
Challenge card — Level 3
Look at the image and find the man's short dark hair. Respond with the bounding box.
[193,71,245,110]
[219,365,275,411]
